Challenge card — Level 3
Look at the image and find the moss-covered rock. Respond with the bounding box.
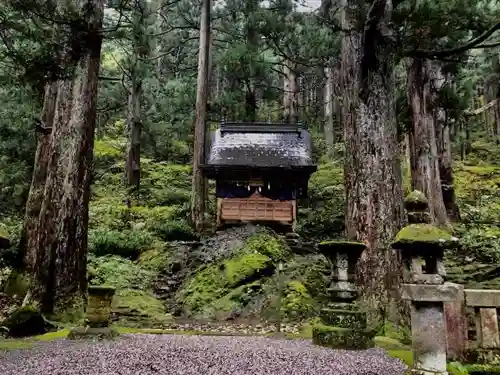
[176,264,227,314]
[242,233,288,262]
[3,270,29,299]
[393,224,452,248]
[176,231,288,316]
[281,281,315,320]
[111,289,171,328]
[1,306,56,338]
[312,323,374,350]
[207,282,263,320]
[224,253,273,286]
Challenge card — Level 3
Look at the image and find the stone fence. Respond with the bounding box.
[461,289,500,361]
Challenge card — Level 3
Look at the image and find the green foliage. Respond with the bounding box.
[297,162,345,240]
[137,242,171,273]
[281,281,315,320]
[241,233,287,262]
[88,255,156,290]
[88,229,154,259]
[149,219,197,241]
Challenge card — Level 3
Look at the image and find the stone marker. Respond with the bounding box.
[393,192,463,374]
[312,241,374,350]
[444,284,467,361]
[68,285,118,340]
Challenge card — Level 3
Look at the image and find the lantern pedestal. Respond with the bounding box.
[68,286,118,340]
[312,241,374,350]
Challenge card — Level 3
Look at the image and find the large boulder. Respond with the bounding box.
[1,306,56,338]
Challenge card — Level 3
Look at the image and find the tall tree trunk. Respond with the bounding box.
[495,86,500,144]
[21,81,58,273]
[125,0,151,193]
[407,58,449,227]
[125,72,142,192]
[433,64,460,222]
[324,65,335,157]
[33,0,104,314]
[342,0,405,321]
[191,0,211,232]
[332,64,342,137]
[283,59,298,123]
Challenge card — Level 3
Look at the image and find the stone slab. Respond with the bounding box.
[401,283,462,302]
[411,304,447,374]
[443,284,467,361]
[465,289,500,307]
[478,308,500,348]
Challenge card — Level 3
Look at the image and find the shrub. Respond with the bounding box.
[88,255,156,290]
[89,229,154,259]
[149,219,198,241]
[281,281,315,321]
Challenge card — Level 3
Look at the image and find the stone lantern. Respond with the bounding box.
[68,285,117,340]
[393,190,462,374]
[312,240,374,350]
[86,286,116,328]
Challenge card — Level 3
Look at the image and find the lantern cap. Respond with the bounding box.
[404,190,429,212]
[392,224,455,251]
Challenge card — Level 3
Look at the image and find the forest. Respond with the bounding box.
[1,0,500,373]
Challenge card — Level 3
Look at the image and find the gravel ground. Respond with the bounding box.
[0,334,407,375]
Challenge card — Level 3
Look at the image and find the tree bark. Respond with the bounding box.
[495,86,500,144]
[433,64,460,222]
[342,0,405,320]
[21,81,58,273]
[283,59,299,123]
[125,72,142,192]
[125,0,152,193]
[407,57,449,227]
[191,0,211,232]
[33,0,105,314]
[324,65,335,157]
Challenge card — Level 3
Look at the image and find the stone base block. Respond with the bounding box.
[407,369,447,375]
[320,308,367,329]
[401,283,461,302]
[312,324,374,350]
[463,348,500,364]
[67,326,119,340]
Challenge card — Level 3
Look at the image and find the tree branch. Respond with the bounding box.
[407,22,500,58]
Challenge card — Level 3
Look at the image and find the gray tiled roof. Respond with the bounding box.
[205,123,315,168]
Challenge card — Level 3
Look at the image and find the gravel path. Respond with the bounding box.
[0,334,407,375]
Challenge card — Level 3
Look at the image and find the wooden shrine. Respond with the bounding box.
[201,121,317,230]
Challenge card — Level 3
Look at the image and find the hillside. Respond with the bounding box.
[1,131,499,330]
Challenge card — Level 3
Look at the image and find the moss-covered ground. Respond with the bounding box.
[1,138,500,366]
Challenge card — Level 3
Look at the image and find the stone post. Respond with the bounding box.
[86,286,116,328]
[394,191,461,374]
[68,286,117,340]
[312,241,374,349]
